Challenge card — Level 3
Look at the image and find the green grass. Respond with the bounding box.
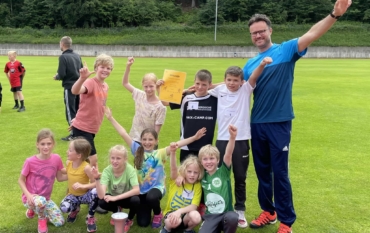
[0,56,369,233]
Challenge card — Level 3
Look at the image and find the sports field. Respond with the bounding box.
[0,56,369,233]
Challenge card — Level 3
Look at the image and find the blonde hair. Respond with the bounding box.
[36,128,55,144]
[178,156,204,181]
[71,138,91,163]
[142,73,157,84]
[60,36,72,48]
[8,51,16,56]
[94,54,114,70]
[109,145,128,159]
[198,144,220,161]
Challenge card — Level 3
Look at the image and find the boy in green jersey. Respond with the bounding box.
[198,125,238,233]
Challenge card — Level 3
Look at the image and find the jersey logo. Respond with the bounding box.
[212,177,222,188]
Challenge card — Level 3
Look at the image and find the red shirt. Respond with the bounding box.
[4,60,25,87]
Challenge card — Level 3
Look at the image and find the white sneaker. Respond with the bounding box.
[235,210,248,228]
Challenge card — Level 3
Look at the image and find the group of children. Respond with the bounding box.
[18,53,273,233]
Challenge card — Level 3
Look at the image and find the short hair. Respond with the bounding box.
[195,69,212,83]
[71,138,91,162]
[36,128,55,144]
[224,66,244,80]
[178,155,204,181]
[198,144,220,161]
[109,145,128,159]
[142,73,157,84]
[8,51,16,56]
[60,36,72,48]
[248,14,272,28]
[94,54,114,70]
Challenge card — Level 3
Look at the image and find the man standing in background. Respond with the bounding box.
[54,36,82,141]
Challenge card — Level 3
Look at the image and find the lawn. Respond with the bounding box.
[0,56,369,233]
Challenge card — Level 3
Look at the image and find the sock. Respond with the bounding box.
[20,100,24,108]
[14,100,19,107]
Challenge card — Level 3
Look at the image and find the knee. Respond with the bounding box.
[188,210,202,224]
[59,201,71,213]
[130,195,140,207]
[224,211,238,225]
[33,195,47,208]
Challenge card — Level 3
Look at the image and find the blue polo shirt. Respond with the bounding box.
[243,38,307,124]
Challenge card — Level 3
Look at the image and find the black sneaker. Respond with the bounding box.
[12,105,19,109]
[95,206,108,214]
[61,135,74,141]
[17,106,25,112]
[67,207,80,223]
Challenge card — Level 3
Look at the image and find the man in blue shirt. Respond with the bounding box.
[243,1,352,232]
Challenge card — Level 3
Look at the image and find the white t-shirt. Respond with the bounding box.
[208,82,253,140]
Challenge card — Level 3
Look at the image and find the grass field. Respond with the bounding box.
[0,56,369,233]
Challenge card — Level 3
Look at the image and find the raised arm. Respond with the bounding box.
[156,79,170,106]
[223,125,237,167]
[72,61,95,94]
[166,127,206,155]
[248,57,273,87]
[169,142,179,180]
[122,57,135,93]
[298,0,351,52]
[105,107,133,147]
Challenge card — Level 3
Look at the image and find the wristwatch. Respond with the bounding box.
[330,10,341,19]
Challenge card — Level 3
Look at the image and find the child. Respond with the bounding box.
[160,144,203,233]
[71,54,114,169]
[122,57,167,144]
[18,129,66,233]
[198,125,239,233]
[59,138,99,232]
[208,57,272,228]
[104,107,206,228]
[91,145,140,233]
[4,51,26,112]
[157,69,218,163]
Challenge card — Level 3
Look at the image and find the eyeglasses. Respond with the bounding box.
[250,29,268,37]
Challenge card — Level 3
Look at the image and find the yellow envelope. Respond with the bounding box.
[159,70,186,104]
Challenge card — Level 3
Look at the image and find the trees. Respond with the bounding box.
[0,0,368,28]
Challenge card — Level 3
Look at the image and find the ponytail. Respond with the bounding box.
[134,145,145,170]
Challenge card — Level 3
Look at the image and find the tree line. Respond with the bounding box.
[0,0,369,29]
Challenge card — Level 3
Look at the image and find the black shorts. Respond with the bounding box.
[164,211,187,231]
[10,86,22,92]
[72,127,97,155]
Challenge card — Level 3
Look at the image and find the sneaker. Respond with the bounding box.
[38,218,48,233]
[152,212,163,228]
[61,134,74,141]
[235,210,248,228]
[250,211,277,229]
[17,106,25,112]
[124,219,133,233]
[26,209,35,219]
[86,216,97,232]
[12,105,19,109]
[96,206,108,214]
[159,227,170,233]
[277,223,292,233]
[197,203,206,217]
[67,206,80,223]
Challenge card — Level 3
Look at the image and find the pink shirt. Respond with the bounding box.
[21,154,64,203]
[73,78,109,134]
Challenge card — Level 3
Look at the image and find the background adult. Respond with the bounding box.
[243,0,352,232]
[54,36,82,141]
